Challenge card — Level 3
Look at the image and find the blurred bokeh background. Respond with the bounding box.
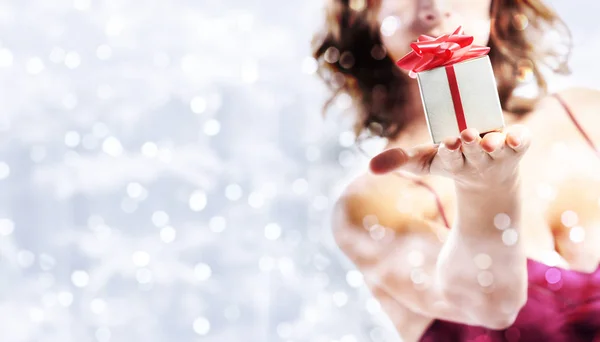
[0,0,598,341]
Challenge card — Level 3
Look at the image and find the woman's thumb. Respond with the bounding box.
[369,145,437,175]
[369,148,409,174]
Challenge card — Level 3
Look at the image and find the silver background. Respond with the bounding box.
[0,0,597,341]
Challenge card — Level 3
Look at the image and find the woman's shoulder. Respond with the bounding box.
[532,87,600,117]
[522,87,600,133]
[549,87,600,104]
[332,171,444,234]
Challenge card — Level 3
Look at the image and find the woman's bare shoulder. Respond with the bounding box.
[521,87,600,139]
[531,87,600,118]
[551,87,600,104]
[333,171,443,234]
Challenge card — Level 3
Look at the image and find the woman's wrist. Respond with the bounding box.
[453,172,522,236]
[454,171,521,195]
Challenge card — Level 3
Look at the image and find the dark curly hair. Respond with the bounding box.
[311,0,572,140]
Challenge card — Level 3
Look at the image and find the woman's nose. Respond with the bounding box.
[416,1,451,28]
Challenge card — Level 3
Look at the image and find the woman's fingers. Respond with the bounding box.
[435,136,463,173]
[504,124,531,154]
[460,128,489,168]
[481,131,507,160]
[482,125,532,160]
[369,125,532,180]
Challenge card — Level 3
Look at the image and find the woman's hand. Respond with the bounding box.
[369,125,531,190]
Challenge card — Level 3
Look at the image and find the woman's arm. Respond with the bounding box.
[334,125,531,329]
[437,175,528,327]
[334,175,526,330]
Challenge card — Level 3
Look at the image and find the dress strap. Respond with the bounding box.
[552,93,600,160]
[392,172,451,229]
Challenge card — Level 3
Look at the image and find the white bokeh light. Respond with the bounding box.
[102,136,124,157]
[71,270,90,288]
[63,93,78,109]
[346,270,364,288]
[569,226,585,243]
[247,192,265,208]
[277,322,293,338]
[127,182,145,198]
[132,251,150,267]
[195,263,212,281]
[141,142,159,157]
[93,122,108,137]
[0,218,15,236]
[18,250,35,268]
[301,57,318,74]
[193,317,210,336]
[341,335,358,342]
[58,292,73,307]
[160,226,176,243]
[95,328,111,342]
[203,119,221,136]
[338,131,355,147]
[209,216,226,233]
[0,162,10,180]
[292,178,308,194]
[494,213,511,230]
[65,131,81,147]
[64,51,81,69]
[105,16,125,36]
[26,57,45,74]
[502,229,519,246]
[474,253,493,270]
[96,44,112,60]
[189,190,207,211]
[561,210,579,227]
[264,223,282,240]
[0,48,13,67]
[73,0,91,11]
[241,60,259,83]
[380,16,400,36]
[225,184,243,201]
[332,291,348,307]
[152,211,169,227]
[191,96,207,114]
[90,298,107,314]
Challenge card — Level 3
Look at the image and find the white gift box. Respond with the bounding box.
[415,55,505,144]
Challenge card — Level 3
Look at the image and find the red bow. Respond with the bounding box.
[396,26,490,78]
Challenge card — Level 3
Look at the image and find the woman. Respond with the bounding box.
[312,0,600,341]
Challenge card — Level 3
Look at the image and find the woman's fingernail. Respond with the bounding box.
[450,140,461,150]
[461,130,476,144]
[506,134,521,147]
[482,136,500,153]
[509,135,521,147]
[442,138,458,151]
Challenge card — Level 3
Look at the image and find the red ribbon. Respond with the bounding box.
[445,65,467,132]
[396,26,490,78]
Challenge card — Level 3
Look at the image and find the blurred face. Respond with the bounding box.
[376,0,493,62]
